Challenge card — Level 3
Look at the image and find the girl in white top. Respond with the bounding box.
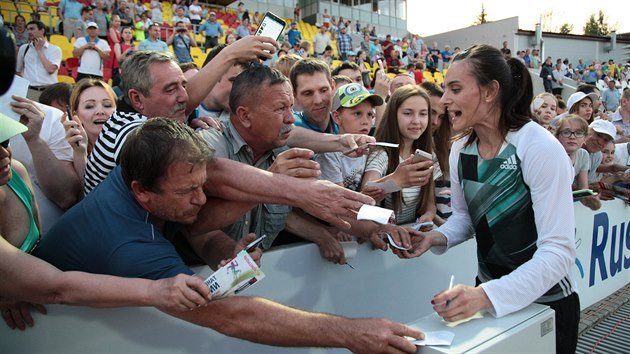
[555,114,600,210]
[361,85,436,225]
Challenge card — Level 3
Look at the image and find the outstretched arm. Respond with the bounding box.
[0,237,210,311]
[166,295,423,353]
[200,157,374,231]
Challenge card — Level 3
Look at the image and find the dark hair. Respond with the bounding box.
[557,98,566,110]
[576,83,598,95]
[332,74,353,86]
[331,61,360,76]
[178,61,198,73]
[26,20,46,32]
[14,14,26,24]
[81,6,92,14]
[289,58,331,92]
[202,44,249,70]
[370,85,434,218]
[420,81,451,180]
[120,118,211,192]
[451,44,532,147]
[39,82,73,107]
[203,44,227,67]
[229,65,288,113]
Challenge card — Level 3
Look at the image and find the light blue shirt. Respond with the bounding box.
[59,0,83,19]
[235,25,250,39]
[138,38,168,52]
[198,20,223,37]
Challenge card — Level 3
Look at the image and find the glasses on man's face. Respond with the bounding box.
[559,130,585,138]
[0,140,9,149]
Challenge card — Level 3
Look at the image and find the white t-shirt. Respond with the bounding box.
[615,142,630,166]
[74,37,111,76]
[16,42,62,86]
[188,4,201,20]
[10,104,73,233]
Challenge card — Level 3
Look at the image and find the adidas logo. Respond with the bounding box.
[499,154,518,170]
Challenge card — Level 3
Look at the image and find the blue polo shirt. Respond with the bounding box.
[35,167,193,280]
[59,0,83,19]
[199,20,223,37]
[138,38,169,52]
[293,111,339,134]
[288,29,302,46]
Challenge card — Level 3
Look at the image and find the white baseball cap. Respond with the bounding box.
[589,119,616,141]
[566,91,598,112]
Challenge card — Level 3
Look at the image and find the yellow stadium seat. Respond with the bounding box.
[15,2,33,14]
[423,71,435,82]
[433,72,444,84]
[0,2,17,11]
[57,75,75,84]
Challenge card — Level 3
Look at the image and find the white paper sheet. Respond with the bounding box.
[357,205,394,224]
[340,241,358,259]
[0,76,30,121]
[409,330,455,346]
[366,180,401,194]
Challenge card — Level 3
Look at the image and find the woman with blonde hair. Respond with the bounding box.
[63,79,117,180]
[530,92,557,132]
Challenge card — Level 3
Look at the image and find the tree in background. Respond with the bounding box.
[583,10,610,36]
[473,3,487,26]
[559,23,574,34]
[540,10,554,32]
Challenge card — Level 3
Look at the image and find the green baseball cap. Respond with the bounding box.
[0,113,27,144]
[332,83,384,111]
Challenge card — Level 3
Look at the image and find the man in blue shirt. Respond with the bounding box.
[290,58,339,134]
[602,80,621,112]
[198,11,223,52]
[59,0,83,40]
[234,17,251,39]
[138,23,168,52]
[167,21,197,63]
[287,21,301,47]
[35,117,424,353]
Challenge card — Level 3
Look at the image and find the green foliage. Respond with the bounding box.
[583,10,609,36]
[559,23,573,34]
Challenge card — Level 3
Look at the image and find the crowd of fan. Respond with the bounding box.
[2,2,630,351]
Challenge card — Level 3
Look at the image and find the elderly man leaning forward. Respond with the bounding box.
[36,118,424,353]
[199,65,418,263]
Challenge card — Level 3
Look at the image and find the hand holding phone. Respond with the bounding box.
[254,12,286,41]
[411,149,432,163]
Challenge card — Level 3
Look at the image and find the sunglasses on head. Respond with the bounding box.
[0,140,9,149]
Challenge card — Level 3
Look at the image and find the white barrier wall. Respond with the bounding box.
[1,200,627,353]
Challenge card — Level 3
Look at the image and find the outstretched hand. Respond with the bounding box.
[150,274,212,312]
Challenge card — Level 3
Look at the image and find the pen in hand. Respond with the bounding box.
[445,274,454,308]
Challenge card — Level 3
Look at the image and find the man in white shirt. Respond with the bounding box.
[15,21,61,101]
[313,24,331,57]
[73,22,110,81]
